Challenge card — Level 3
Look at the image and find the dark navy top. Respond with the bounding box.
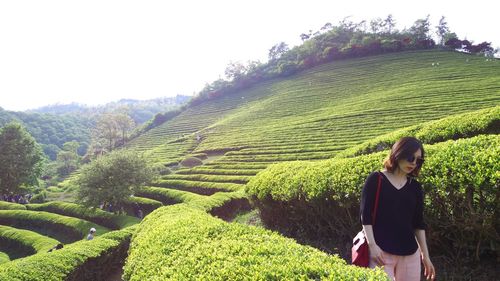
[360,171,426,256]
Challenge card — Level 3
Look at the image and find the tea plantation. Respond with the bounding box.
[1,49,499,280]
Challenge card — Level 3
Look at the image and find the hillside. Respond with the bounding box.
[29,95,190,125]
[128,50,499,164]
[1,49,499,280]
[0,95,189,159]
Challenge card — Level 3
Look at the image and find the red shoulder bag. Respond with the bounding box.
[352,172,382,267]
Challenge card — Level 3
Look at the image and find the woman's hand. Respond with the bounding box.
[369,243,385,266]
[421,255,435,280]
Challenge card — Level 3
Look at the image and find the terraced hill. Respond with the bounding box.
[1,49,499,280]
[126,50,499,207]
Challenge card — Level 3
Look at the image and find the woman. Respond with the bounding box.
[360,137,435,281]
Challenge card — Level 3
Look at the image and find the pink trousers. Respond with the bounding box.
[369,250,421,281]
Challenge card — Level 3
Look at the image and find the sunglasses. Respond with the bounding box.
[405,155,425,166]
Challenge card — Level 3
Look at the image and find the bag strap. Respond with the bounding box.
[371,172,383,226]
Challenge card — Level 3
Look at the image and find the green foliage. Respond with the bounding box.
[336,106,500,158]
[0,210,110,243]
[163,173,252,184]
[154,179,243,195]
[0,110,93,160]
[76,150,155,210]
[0,225,59,255]
[0,251,9,265]
[29,191,47,204]
[124,196,162,217]
[0,122,45,195]
[247,135,499,262]
[123,205,387,281]
[151,163,172,176]
[0,227,136,281]
[26,201,140,230]
[179,156,203,168]
[0,201,27,210]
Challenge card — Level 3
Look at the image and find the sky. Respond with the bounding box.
[1,0,499,111]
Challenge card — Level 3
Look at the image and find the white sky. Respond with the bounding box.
[1,0,499,111]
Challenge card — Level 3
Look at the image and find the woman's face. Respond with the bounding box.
[397,148,422,174]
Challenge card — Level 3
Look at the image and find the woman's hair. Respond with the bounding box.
[383,137,425,177]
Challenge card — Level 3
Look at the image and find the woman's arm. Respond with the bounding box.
[362,225,384,265]
[415,229,435,280]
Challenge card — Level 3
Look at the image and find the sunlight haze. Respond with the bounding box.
[0,0,498,111]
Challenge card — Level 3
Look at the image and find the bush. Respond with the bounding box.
[151,163,172,176]
[247,135,499,262]
[0,225,59,257]
[0,201,27,210]
[123,205,387,280]
[0,226,136,281]
[26,201,140,230]
[179,156,203,168]
[29,191,47,203]
[0,210,111,243]
[123,196,162,217]
[336,106,499,158]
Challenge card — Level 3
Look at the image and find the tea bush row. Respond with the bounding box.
[0,225,59,258]
[336,106,499,158]
[26,201,139,230]
[0,210,110,243]
[123,204,388,281]
[0,226,136,281]
[246,135,499,261]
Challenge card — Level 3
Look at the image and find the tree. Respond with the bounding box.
[76,150,154,211]
[0,122,44,195]
[56,141,81,176]
[383,14,396,34]
[113,113,135,146]
[224,61,247,81]
[409,15,431,41]
[436,16,450,45]
[268,42,289,61]
[91,112,135,154]
[369,18,384,34]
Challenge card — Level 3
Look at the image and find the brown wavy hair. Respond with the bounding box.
[383,137,425,177]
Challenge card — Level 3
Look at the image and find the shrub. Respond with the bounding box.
[123,205,387,280]
[29,191,47,203]
[151,163,172,176]
[124,196,162,217]
[0,226,136,281]
[336,106,500,158]
[179,156,203,168]
[0,210,110,243]
[247,135,500,262]
[26,201,140,230]
[0,225,59,257]
[0,201,27,210]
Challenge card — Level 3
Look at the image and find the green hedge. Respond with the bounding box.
[0,251,9,265]
[0,210,110,243]
[154,179,244,195]
[26,201,140,230]
[247,135,499,261]
[123,205,387,281]
[0,226,137,281]
[0,201,27,210]
[162,173,252,184]
[124,196,163,216]
[0,225,59,260]
[336,106,500,158]
[135,186,204,205]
